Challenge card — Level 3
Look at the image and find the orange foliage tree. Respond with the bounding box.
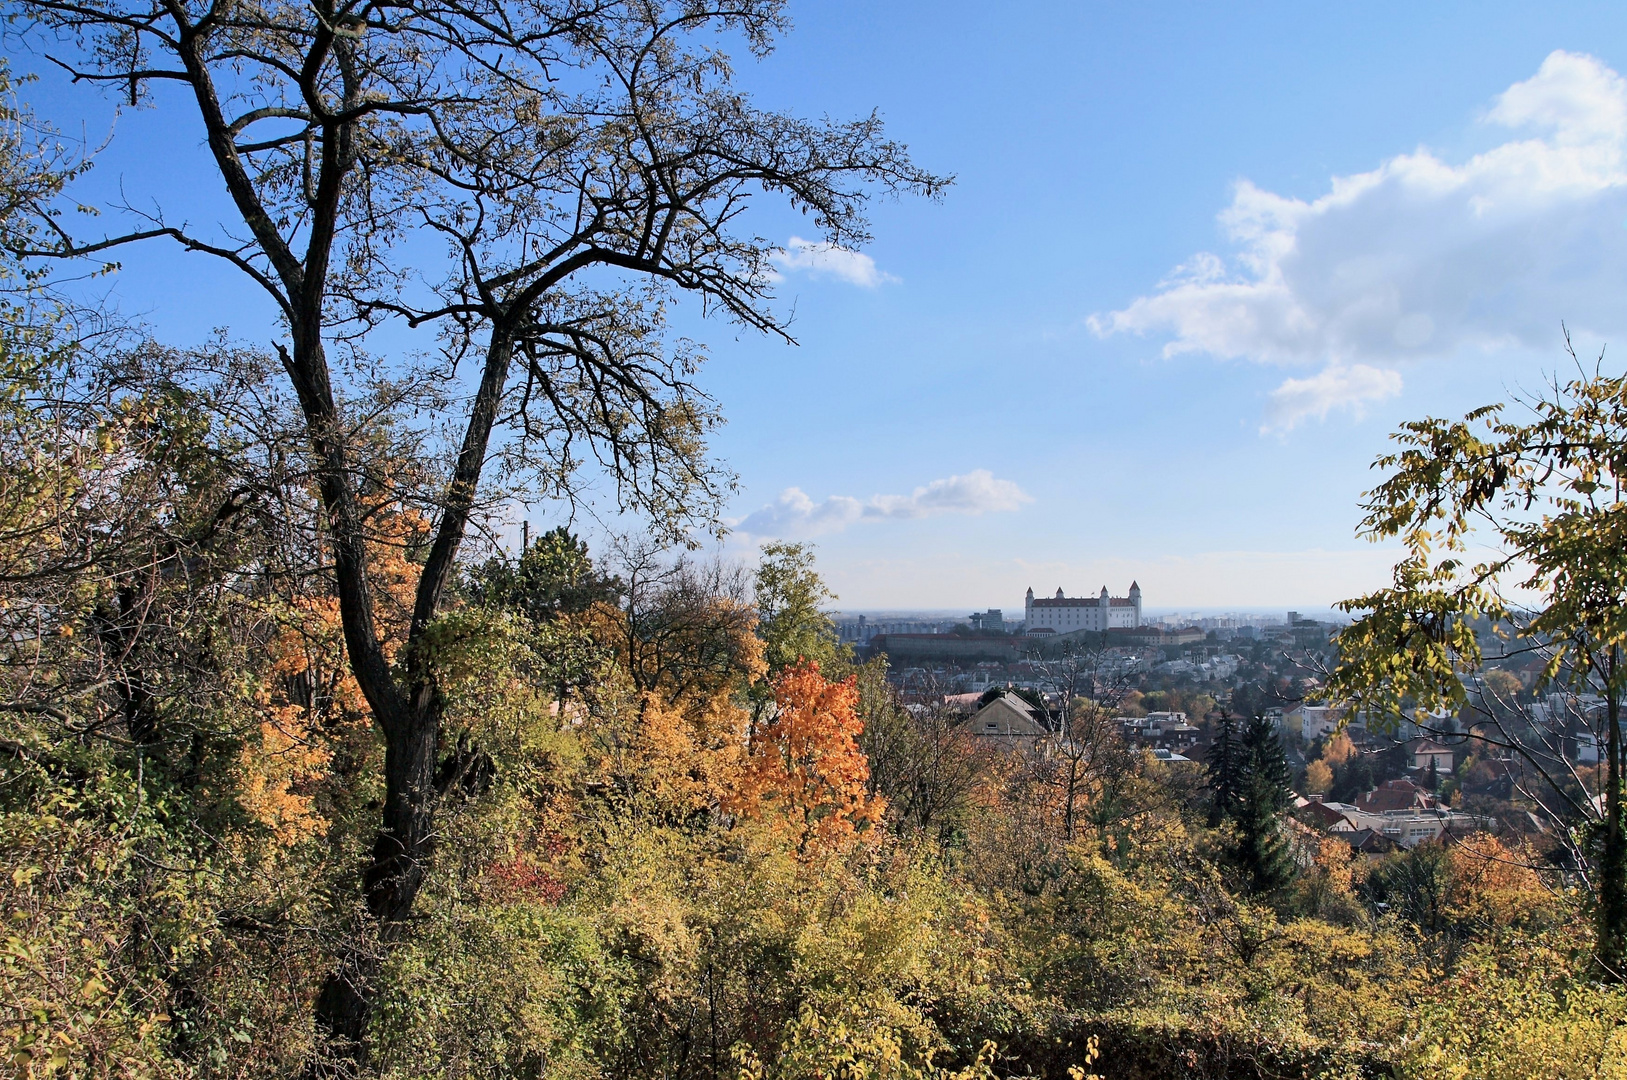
[731,662,884,853]
[1446,834,1562,933]
[236,501,429,846]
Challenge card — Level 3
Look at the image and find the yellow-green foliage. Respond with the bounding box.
[370,904,625,1080]
[735,999,998,1080]
[0,321,1613,1080]
[1,786,175,1079]
[1400,946,1627,1079]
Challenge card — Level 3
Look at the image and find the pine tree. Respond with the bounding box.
[1206,711,1242,826]
[1236,712,1296,894]
[472,526,623,624]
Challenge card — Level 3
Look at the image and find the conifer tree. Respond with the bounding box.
[1206,711,1242,826]
[1236,712,1296,894]
[472,527,624,625]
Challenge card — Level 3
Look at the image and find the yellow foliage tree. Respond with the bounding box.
[1323,732,1357,766]
[1304,759,1334,796]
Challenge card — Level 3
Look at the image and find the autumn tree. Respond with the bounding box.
[753,541,850,677]
[1324,731,1357,767]
[12,0,945,1049]
[1301,725,1353,800]
[1331,355,1627,978]
[1304,758,1334,796]
[731,661,882,854]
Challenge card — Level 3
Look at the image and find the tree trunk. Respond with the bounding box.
[311,696,440,1063]
[305,329,515,1068]
[1599,661,1626,981]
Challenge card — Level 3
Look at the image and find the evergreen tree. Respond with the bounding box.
[468,528,625,706]
[471,527,624,625]
[1330,752,1378,804]
[1236,712,1296,894]
[1206,711,1242,826]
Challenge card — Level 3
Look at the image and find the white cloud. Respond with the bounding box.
[1090,50,1627,425]
[732,470,1030,539]
[732,488,865,538]
[769,236,896,287]
[866,470,1031,519]
[1263,363,1403,432]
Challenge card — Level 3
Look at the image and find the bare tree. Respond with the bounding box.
[1015,644,1145,843]
[612,537,757,709]
[1026,640,1141,734]
[860,687,992,840]
[1027,702,1136,844]
[1360,637,1612,897]
[13,0,946,1055]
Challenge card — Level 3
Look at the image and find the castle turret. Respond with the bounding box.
[1129,580,1142,627]
[1025,587,1034,625]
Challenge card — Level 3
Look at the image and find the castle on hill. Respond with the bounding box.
[1024,582,1142,633]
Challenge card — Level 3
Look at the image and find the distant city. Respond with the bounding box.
[833,581,1348,646]
[824,582,1361,706]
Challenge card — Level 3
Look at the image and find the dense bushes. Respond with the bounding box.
[0,337,1617,1077]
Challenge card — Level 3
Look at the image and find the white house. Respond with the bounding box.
[1288,704,1346,742]
[1576,730,1600,765]
[1412,741,1455,773]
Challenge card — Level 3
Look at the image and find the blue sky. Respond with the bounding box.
[18,1,1627,612]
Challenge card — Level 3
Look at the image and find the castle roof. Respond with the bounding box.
[1027,585,1143,608]
[1031,597,1136,608]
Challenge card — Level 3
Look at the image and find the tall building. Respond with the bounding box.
[1024,582,1142,633]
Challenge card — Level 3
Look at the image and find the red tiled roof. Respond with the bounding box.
[1356,778,1436,813]
[1297,801,1349,829]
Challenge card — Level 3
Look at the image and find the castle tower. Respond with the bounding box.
[1025,586,1034,626]
[1129,580,1142,627]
